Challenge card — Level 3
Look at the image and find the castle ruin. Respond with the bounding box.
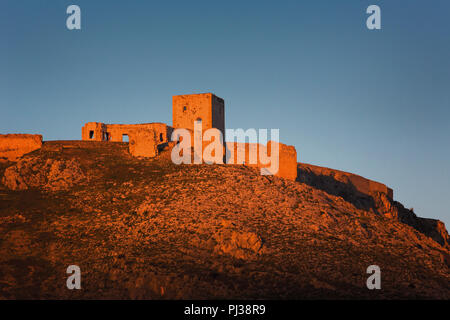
[79,93,298,180]
[81,122,170,158]
[80,93,226,158]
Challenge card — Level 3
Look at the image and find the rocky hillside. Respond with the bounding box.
[0,141,449,299]
[297,163,450,250]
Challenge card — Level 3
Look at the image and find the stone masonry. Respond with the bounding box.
[0,134,42,162]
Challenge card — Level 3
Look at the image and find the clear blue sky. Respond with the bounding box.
[1,1,449,227]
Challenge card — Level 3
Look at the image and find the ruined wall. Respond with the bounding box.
[103,123,169,144]
[82,122,169,144]
[298,163,393,199]
[272,142,298,181]
[81,122,105,141]
[0,134,42,162]
[128,129,158,158]
[224,141,297,180]
[172,93,225,139]
[169,130,297,180]
[82,122,170,158]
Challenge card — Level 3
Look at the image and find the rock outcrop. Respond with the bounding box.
[2,157,87,191]
[210,220,265,260]
[298,163,392,199]
[298,162,450,250]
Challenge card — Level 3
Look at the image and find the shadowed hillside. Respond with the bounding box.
[297,163,450,250]
[0,141,449,299]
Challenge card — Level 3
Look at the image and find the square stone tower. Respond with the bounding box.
[172,93,225,139]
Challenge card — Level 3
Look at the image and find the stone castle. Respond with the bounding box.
[3,93,450,253]
[80,93,298,180]
[0,92,393,198]
[81,93,225,159]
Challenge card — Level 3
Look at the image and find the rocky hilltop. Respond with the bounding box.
[0,141,449,299]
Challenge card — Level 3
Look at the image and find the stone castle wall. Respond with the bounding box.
[225,141,298,180]
[171,134,298,180]
[0,134,42,162]
[82,122,169,143]
[81,122,170,158]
